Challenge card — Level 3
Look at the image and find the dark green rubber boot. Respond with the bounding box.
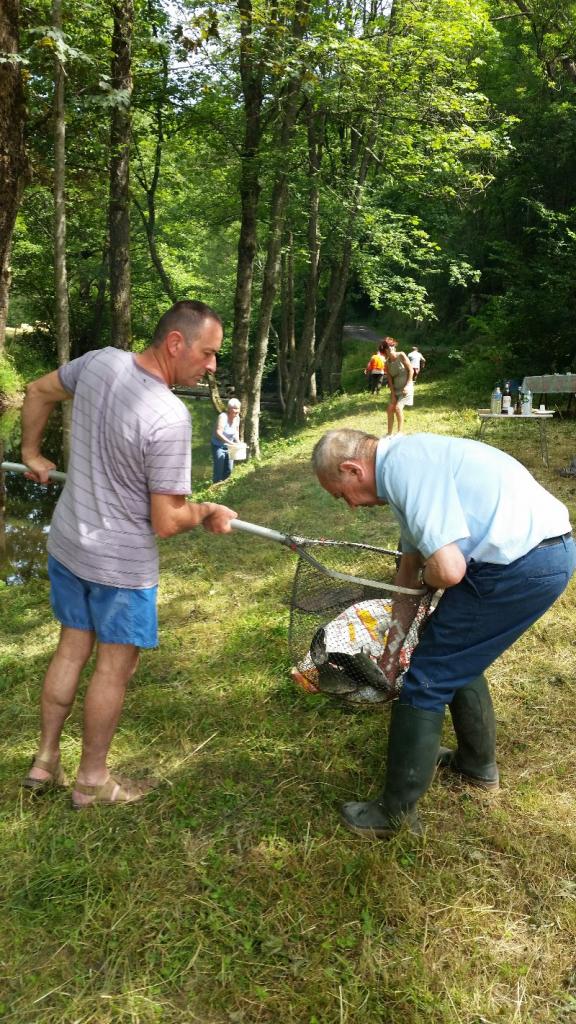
[437,674,499,791]
[340,702,445,839]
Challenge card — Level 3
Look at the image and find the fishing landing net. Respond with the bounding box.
[288,539,435,709]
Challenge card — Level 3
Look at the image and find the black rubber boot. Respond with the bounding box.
[437,674,499,791]
[340,702,445,839]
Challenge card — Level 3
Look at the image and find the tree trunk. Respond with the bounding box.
[317,280,345,395]
[278,234,296,410]
[74,239,109,357]
[243,173,288,455]
[231,0,264,416]
[133,47,177,304]
[283,105,324,426]
[0,240,13,354]
[136,197,176,302]
[52,0,71,462]
[109,0,133,350]
[0,0,28,354]
[280,0,393,428]
[243,106,300,453]
[243,0,309,454]
[314,226,355,368]
[282,124,374,425]
[53,0,69,370]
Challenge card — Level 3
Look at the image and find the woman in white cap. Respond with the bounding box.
[211,398,241,482]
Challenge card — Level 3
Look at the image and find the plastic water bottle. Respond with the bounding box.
[490,386,502,414]
[521,388,532,416]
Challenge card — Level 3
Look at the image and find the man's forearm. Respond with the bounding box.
[21,372,71,462]
[387,556,424,648]
[158,500,219,536]
[377,553,424,682]
[21,401,59,462]
[151,492,236,537]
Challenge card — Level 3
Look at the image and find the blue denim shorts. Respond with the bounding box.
[48,555,158,648]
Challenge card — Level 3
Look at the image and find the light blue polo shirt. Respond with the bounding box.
[375,434,571,564]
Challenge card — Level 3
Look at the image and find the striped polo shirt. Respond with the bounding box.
[48,348,192,588]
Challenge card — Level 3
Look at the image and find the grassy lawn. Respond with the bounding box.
[1,376,575,1023]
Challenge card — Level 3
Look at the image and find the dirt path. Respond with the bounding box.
[343,323,381,343]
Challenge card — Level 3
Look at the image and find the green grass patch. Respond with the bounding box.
[0,349,24,404]
[1,386,575,1023]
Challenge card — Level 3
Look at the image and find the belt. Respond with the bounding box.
[537,532,572,548]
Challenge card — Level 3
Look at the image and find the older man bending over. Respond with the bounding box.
[312,428,574,839]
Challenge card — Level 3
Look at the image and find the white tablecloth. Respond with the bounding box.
[522,374,576,394]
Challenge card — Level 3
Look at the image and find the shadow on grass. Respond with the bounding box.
[2,389,576,1024]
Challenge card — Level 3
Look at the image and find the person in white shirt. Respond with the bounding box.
[408,345,426,379]
[212,398,241,482]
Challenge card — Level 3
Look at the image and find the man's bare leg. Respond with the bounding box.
[27,626,95,782]
[72,642,140,806]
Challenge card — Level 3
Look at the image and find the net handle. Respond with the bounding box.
[1,461,67,483]
[0,479,424,598]
[231,519,293,547]
[231,519,426,597]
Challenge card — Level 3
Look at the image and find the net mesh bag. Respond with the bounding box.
[288,542,434,708]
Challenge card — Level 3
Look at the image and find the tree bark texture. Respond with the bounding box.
[52,0,71,463]
[282,125,374,424]
[313,153,370,373]
[317,278,345,395]
[243,0,310,454]
[133,48,178,305]
[109,0,133,350]
[280,0,394,425]
[0,241,13,354]
[231,0,264,415]
[52,0,70,372]
[278,234,296,410]
[0,0,28,353]
[283,105,324,426]
[243,101,298,453]
[75,240,109,357]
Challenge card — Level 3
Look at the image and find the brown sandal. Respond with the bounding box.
[22,756,68,795]
[71,773,159,810]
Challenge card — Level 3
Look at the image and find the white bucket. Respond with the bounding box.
[227,441,248,461]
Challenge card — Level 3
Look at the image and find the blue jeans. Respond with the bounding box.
[400,535,575,712]
[212,442,233,483]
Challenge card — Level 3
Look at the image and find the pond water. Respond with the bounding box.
[0,407,63,585]
[0,398,217,586]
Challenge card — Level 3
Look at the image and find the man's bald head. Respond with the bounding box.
[311,429,378,482]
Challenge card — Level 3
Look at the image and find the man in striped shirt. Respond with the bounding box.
[20,300,237,808]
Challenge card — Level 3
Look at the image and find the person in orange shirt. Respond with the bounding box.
[364,343,387,394]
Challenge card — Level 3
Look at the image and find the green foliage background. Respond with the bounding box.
[5,0,576,389]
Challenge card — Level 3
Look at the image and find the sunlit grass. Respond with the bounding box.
[1,382,575,1023]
